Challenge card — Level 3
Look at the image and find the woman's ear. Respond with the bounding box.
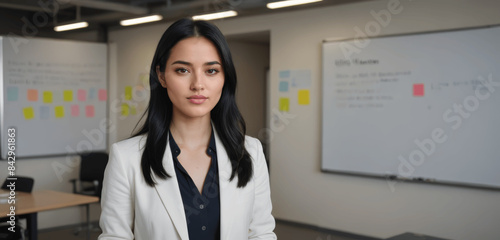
[156,66,167,88]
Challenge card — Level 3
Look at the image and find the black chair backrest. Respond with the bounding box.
[1,176,34,193]
[80,152,109,183]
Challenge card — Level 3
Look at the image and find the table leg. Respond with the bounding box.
[25,212,37,240]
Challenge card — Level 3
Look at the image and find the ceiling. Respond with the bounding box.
[0,0,365,38]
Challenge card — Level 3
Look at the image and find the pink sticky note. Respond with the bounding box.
[71,105,80,117]
[86,105,95,118]
[98,89,107,101]
[27,89,38,102]
[413,84,424,97]
[78,89,87,101]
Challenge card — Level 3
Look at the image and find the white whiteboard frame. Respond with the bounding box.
[321,25,500,190]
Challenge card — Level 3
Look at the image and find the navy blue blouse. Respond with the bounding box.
[169,131,220,240]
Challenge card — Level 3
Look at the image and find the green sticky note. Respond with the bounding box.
[279,98,289,112]
[23,107,35,120]
[121,103,130,116]
[63,90,73,102]
[43,91,53,103]
[125,86,133,100]
[55,106,65,118]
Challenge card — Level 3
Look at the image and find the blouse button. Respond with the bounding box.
[202,226,207,231]
[199,204,204,209]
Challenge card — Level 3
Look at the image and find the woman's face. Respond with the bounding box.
[157,37,224,120]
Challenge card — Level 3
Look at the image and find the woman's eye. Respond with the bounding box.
[207,69,219,75]
[175,68,188,74]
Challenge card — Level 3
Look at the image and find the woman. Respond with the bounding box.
[98,18,276,240]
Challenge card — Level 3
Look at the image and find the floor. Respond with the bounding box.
[36,221,366,240]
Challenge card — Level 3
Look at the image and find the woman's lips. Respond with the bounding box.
[188,95,207,104]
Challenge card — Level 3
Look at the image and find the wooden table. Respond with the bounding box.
[0,190,99,240]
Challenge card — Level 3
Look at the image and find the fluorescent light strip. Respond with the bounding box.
[192,10,237,21]
[54,22,89,32]
[120,15,163,26]
[267,0,322,9]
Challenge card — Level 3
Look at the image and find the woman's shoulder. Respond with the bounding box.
[111,134,147,155]
[244,135,262,149]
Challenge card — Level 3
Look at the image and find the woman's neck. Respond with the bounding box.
[169,114,212,151]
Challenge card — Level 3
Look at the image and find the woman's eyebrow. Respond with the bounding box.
[171,60,221,66]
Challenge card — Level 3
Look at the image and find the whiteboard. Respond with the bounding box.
[321,26,500,189]
[1,36,108,159]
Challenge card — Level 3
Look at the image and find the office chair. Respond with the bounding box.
[0,176,34,240]
[69,152,108,239]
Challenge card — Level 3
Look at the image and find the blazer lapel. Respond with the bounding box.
[214,130,240,240]
[153,135,189,240]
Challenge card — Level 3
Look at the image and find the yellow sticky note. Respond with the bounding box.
[55,106,65,118]
[63,90,73,102]
[43,91,53,103]
[279,98,289,112]
[298,89,310,105]
[131,105,137,115]
[23,107,35,120]
[121,103,130,116]
[125,86,133,100]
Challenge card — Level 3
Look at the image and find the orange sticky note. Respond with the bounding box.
[279,98,290,112]
[43,91,53,103]
[98,89,107,101]
[71,105,80,117]
[23,107,35,120]
[298,89,310,105]
[54,106,65,118]
[27,89,38,102]
[413,84,424,97]
[77,89,87,101]
[86,105,95,118]
[63,90,73,102]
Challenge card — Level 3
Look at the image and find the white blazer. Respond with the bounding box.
[98,130,277,240]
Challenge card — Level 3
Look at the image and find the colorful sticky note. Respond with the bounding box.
[7,87,18,101]
[122,103,130,116]
[54,106,64,118]
[43,91,53,103]
[27,89,38,102]
[279,98,290,112]
[88,88,97,100]
[71,105,80,117]
[279,70,290,78]
[63,90,73,102]
[131,105,137,115]
[40,106,50,119]
[413,83,424,97]
[98,89,107,101]
[279,81,289,92]
[125,86,133,100]
[23,107,35,120]
[77,89,87,101]
[86,105,95,118]
[298,89,310,105]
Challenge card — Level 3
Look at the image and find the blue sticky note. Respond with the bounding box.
[88,88,96,100]
[40,106,50,119]
[7,87,19,101]
[279,81,289,92]
[279,70,290,78]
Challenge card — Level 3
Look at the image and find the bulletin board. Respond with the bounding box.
[321,26,500,189]
[0,36,108,159]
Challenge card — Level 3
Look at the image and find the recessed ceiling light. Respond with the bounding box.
[267,0,323,9]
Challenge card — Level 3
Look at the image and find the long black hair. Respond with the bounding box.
[133,18,253,188]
